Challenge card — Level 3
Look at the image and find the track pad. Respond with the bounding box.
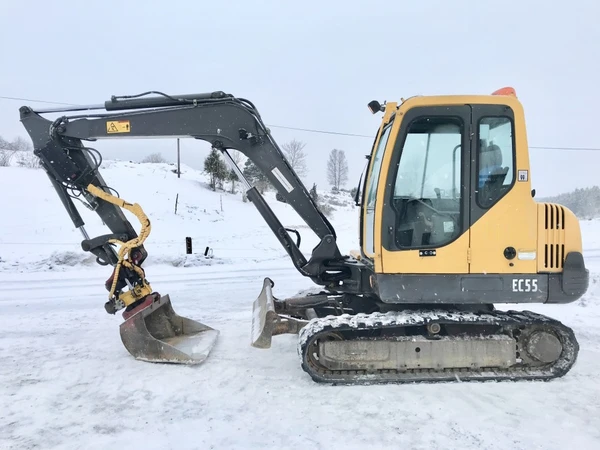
[120,294,219,364]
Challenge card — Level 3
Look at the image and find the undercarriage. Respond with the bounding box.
[252,278,579,384]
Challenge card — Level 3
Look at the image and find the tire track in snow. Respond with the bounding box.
[0,266,296,294]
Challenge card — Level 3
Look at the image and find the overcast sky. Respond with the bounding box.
[1,0,598,197]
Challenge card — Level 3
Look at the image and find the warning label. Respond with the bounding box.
[106,120,130,134]
[518,169,528,182]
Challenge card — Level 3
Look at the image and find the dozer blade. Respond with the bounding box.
[120,294,219,364]
[251,278,278,348]
[251,278,309,348]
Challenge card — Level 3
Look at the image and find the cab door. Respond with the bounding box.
[378,104,472,274]
[468,104,538,274]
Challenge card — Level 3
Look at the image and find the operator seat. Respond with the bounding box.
[479,144,509,207]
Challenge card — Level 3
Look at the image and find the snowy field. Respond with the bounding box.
[1,161,599,449]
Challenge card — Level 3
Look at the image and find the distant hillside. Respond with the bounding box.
[539,186,600,220]
[0,159,359,272]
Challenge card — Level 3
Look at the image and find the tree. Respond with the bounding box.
[9,136,32,152]
[227,168,238,194]
[228,150,245,194]
[204,148,228,191]
[326,149,349,191]
[309,183,319,202]
[0,135,16,167]
[243,159,270,194]
[281,139,307,178]
[0,149,15,167]
[0,135,40,168]
[141,152,166,163]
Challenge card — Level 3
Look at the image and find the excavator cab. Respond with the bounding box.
[359,88,587,306]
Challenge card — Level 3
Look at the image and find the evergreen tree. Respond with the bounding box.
[204,148,228,191]
[243,159,270,193]
[309,183,319,202]
[228,168,238,194]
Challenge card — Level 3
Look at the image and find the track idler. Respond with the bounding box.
[120,293,219,364]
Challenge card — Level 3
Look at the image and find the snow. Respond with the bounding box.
[1,161,600,449]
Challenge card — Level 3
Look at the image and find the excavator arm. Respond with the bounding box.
[19,91,365,313]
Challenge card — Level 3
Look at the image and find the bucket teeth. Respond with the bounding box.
[119,294,219,364]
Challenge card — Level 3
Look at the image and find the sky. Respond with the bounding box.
[0,0,599,197]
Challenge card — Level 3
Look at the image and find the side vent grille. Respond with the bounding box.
[544,203,565,231]
[544,204,565,269]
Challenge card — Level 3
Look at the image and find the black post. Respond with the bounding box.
[185,237,192,254]
[177,138,181,178]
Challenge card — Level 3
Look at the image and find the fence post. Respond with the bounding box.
[177,138,181,178]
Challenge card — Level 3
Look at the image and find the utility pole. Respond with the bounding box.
[177,138,181,178]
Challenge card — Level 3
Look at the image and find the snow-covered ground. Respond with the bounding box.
[1,161,599,449]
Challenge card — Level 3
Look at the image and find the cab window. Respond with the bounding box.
[364,124,392,255]
[477,117,514,208]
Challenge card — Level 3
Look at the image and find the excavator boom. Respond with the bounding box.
[20,92,363,288]
[18,90,366,365]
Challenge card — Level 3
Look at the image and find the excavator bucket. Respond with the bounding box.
[119,294,219,364]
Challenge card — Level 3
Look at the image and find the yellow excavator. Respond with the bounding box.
[19,86,588,383]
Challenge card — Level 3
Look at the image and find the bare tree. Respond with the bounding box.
[10,136,33,152]
[282,139,308,178]
[2,135,40,168]
[0,136,16,167]
[0,149,15,167]
[326,149,349,191]
[141,152,167,163]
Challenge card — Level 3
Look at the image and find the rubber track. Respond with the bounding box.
[297,309,579,384]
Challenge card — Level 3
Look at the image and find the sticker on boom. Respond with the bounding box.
[106,120,131,134]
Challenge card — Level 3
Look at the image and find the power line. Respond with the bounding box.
[265,124,373,138]
[2,94,600,151]
[0,95,372,138]
[0,95,76,106]
[529,145,600,151]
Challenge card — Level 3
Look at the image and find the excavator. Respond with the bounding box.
[19,86,588,384]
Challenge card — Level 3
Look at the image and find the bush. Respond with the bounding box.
[319,202,335,218]
[141,152,167,163]
[15,151,42,169]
